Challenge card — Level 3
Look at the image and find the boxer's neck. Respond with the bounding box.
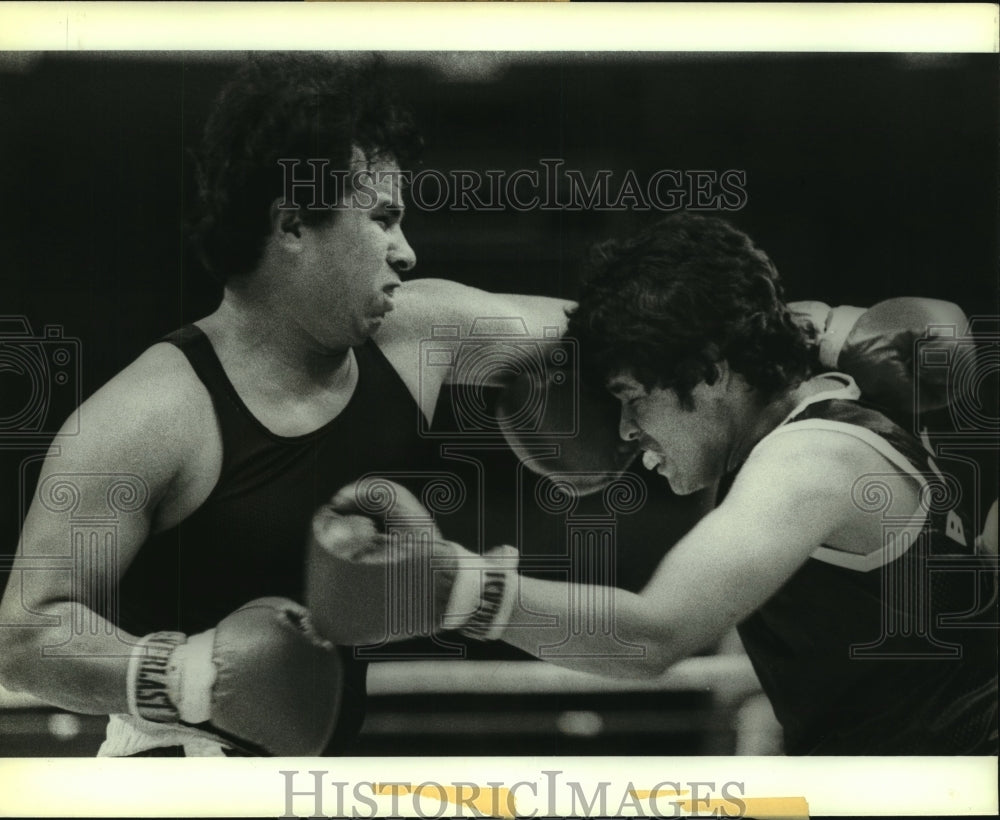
[199,294,357,397]
[724,380,814,474]
[729,373,850,471]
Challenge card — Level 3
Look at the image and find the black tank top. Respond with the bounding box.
[737,398,998,754]
[118,325,439,753]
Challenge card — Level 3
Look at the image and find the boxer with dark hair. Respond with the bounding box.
[3,54,983,757]
[317,214,997,755]
[0,53,574,757]
[191,54,423,283]
[574,213,813,409]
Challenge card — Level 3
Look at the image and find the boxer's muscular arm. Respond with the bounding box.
[501,430,919,678]
[0,345,215,714]
[378,278,574,414]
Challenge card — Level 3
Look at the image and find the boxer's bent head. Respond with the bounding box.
[569,213,810,406]
[568,213,812,493]
[190,54,422,282]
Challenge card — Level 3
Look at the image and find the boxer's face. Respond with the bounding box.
[608,371,731,495]
[297,150,416,347]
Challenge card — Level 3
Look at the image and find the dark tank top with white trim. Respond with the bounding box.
[117,325,439,753]
[736,392,998,754]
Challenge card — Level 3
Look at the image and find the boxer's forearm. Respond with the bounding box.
[501,575,683,679]
[497,292,576,330]
[0,602,134,715]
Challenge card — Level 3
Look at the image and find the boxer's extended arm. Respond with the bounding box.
[399,286,968,394]
[388,284,965,418]
[381,278,574,395]
[789,297,971,413]
[500,430,919,677]
[400,277,573,345]
[0,346,205,714]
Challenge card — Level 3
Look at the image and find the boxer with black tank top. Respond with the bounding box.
[0,54,574,756]
[107,327,438,755]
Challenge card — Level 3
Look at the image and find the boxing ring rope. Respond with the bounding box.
[365,654,759,696]
[1,652,780,754]
[364,654,781,753]
[0,654,759,708]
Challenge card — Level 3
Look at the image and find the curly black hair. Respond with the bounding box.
[567,213,812,408]
[189,53,422,281]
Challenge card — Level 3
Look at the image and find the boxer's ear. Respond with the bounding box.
[697,358,733,401]
[701,345,724,386]
[270,200,303,249]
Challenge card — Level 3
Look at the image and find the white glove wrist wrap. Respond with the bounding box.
[127,629,218,726]
[170,629,217,725]
[443,550,518,641]
[126,631,186,724]
[818,305,866,369]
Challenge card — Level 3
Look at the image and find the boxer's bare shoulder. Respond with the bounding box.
[737,421,923,557]
[38,341,221,534]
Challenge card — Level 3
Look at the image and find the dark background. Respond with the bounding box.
[0,52,997,755]
[1,52,996,371]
